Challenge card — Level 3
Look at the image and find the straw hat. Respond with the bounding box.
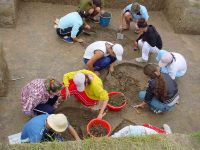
[47,114,68,133]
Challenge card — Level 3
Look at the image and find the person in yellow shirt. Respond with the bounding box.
[62,69,108,119]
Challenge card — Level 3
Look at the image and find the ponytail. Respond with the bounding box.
[144,64,167,102]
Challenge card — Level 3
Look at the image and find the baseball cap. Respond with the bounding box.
[73,72,86,92]
[157,50,173,67]
[47,114,68,133]
[112,44,124,61]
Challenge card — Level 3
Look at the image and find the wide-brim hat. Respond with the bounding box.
[47,114,68,133]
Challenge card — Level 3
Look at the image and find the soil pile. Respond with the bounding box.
[89,125,108,137]
[108,94,126,107]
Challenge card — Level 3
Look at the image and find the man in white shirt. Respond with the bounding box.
[156,50,187,80]
[83,41,124,75]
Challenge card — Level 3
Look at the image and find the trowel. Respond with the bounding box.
[116,30,124,40]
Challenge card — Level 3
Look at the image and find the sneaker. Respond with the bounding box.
[163,124,172,134]
[89,17,99,23]
[63,37,74,43]
[153,109,162,114]
[135,57,147,63]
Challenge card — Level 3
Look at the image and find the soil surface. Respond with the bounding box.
[89,125,108,137]
[57,107,98,140]
[108,94,126,107]
[0,2,200,143]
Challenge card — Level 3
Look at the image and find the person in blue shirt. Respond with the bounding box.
[56,11,91,43]
[21,114,80,143]
[119,2,149,32]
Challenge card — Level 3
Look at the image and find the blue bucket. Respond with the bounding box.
[99,12,112,27]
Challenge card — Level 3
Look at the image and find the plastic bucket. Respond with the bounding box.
[87,118,111,137]
[107,92,127,111]
[99,12,112,27]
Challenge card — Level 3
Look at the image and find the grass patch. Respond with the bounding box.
[2,134,200,150]
[191,131,200,140]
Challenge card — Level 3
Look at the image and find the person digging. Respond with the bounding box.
[21,113,80,143]
[62,69,109,119]
[119,2,149,33]
[77,0,105,23]
[55,11,91,43]
[83,41,124,76]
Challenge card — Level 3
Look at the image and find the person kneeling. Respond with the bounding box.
[135,63,179,113]
[56,11,90,43]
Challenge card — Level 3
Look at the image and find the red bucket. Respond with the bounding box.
[87,118,111,137]
[107,92,127,111]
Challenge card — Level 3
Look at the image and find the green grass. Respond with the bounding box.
[191,131,200,140]
[2,134,200,150]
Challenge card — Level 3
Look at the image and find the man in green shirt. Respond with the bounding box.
[78,0,104,23]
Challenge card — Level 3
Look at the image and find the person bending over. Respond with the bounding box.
[119,2,149,32]
[134,64,179,113]
[21,113,80,143]
[63,69,109,119]
[134,18,162,63]
[156,50,187,80]
[56,11,90,43]
[83,41,124,75]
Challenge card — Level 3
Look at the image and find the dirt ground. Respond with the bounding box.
[0,2,200,143]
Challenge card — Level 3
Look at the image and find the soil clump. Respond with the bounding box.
[89,124,108,137]
[108,94,126,107]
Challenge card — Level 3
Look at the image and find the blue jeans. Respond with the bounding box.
[83,55,116,71]
[139,91,173,112]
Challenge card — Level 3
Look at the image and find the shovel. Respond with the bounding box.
[116,30,124,40]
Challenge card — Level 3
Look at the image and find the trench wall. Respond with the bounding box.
[0,0,18,27]
[0,0,199,32]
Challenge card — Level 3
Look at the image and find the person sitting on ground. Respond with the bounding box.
[134,18,162,63]
[156,50,187,80]
[56,11,90,43]
[21,79,63,117]
[111,123,172,138]
[119,2,149,32]
[21,113,80,143]
[134,63,179,113]
[83,41,124,75]
[62,69,109,119]
[78,0,104,23]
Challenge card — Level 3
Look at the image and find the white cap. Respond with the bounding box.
[73,72,86,92]
[159,52,173,67]
[47,114,68,133]
[112,44,124,61]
